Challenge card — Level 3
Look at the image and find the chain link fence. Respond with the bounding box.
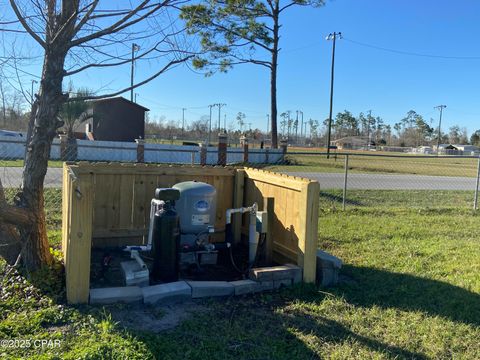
[2,136,480,237]
[264,151,480,211]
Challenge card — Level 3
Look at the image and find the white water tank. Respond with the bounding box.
[173,181,217,237]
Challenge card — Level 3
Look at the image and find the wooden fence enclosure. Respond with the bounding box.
[62,163,319,304]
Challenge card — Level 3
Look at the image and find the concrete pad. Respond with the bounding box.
[90,286,142,305]
[249,266,295,281]
[186,281,234,298]
[230,280,262,295]
[142,281,192,305]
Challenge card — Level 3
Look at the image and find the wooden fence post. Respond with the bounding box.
[217,133,227,166]
[298,181,319,283]
[135,138,145,163]
[64,172,94,304]
[240,135,249,163]
[200,143,207,165]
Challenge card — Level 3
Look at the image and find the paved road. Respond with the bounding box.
[1,167,477,191]
[0,167,62,188]
[286,172,477,190]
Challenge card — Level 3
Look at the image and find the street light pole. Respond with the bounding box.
[435,105,447,155]
[300,111,304,143]
[130,43,139,102]
[208,104,214,144]
[326,32,342,158]
[266,114,270,137]
[182,108,186,136]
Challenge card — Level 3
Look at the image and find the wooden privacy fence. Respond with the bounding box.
[62,163,319,304]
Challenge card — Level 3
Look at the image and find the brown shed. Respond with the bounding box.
[87,97,149,142]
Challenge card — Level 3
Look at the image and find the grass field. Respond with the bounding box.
[268,152,479,178]
[0,159,64,168]
[0,191,479,359]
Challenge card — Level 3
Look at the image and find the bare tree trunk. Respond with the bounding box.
[18,46,69,269]
[270,6,280,149]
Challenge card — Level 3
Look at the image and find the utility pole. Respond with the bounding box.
[224,114,227,132]
[300,111,304,143]
[435,105,447,154]
[366,109,372,150]
[182,108,186,136]
[130,43,139,102]
[295,110,299,144]
[216,103,226,132]
[326,32,342,158]
[266,114,270,137]
[208,104,215,144]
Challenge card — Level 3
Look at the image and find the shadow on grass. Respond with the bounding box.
[320,191,363,206]
[123,292,428,360]
[338,265,480,327]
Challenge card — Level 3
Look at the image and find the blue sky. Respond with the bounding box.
[8,0,480,134]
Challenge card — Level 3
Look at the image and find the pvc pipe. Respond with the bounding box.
[249,212,259,265]
[130,250,147,269]
[225,203,257,224]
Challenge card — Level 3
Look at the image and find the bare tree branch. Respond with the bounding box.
[9,0,46,48]
[70,0,159,47]
[70,55,193,101]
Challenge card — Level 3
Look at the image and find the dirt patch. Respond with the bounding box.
[107,300,208,333]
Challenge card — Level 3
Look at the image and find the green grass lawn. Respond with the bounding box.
[0,192,479,359]
[0,159,64,168]
[268,153,479,178]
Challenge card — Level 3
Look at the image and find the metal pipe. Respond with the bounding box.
[474,156,480,210]
[343,154,349,211]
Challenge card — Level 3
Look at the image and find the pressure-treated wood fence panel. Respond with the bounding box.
[243,168,319,283]
[71,163,235,246]
[63,163,319,304]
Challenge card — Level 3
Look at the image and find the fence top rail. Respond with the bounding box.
[243,167,317,191]
[286,151,480,159]
[66,161,237,176]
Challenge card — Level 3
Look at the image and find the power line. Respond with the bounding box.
[343,37,480,60]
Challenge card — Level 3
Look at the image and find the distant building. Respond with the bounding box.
[413,146,433,154]
[455,144,479,154]
[433,144,480,155]
[332,136,374,150]
[85,97,149,142]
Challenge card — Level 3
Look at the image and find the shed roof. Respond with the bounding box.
[90,96,150,112]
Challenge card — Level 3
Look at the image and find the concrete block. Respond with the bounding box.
[316,250,342,287]
[90,286,142,305]
[121,260,149,287]
[285,264,303,284]
[273,278,293,289]
[187,281,234,298]
[258,281,274,291]
[230,280,263,295]
[142,281,191,305]
[249,266,295,282]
